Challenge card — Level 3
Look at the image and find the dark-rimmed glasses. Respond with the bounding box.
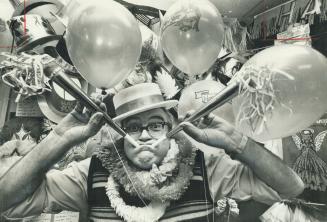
[123,122,170,138]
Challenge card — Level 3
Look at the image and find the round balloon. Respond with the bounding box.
[232,45,327,142]
[65,0,142,89]
[160,0,224,76]
[178,80,235,124]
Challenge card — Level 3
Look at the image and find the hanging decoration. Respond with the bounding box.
[0,52,53,102]
[222,18,249,52]
[213,197,240,222]
[275,24,311,46]
[8,14,61,53]
[249,0,327,40]
[155,69,179,99]
[0,52,86,123]
[292,128,327,191]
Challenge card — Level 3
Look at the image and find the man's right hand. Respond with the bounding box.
[179,112,244,154]
[0,97,106,214]
[54,98,106,145]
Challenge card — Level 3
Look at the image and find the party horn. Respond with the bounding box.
[166,79,252,138]
[43,64,139,148]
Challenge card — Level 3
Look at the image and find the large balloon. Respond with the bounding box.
[233,45,327,142]
[160,0,224,76]
[178,80,235,124]
[65,0,142,89]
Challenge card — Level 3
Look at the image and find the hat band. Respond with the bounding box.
[115,95,164,116]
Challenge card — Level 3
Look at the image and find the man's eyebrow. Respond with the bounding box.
[123,117,141,124]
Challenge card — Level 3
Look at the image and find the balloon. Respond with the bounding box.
[232,45,327,142]
[65,0,142,89]
[178,80,235,124]
[160,0,224,76]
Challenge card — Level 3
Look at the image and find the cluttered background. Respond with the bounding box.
[0,0,327,221]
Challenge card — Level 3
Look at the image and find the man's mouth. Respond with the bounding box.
[137,144,154,152]
[136,136,166,150]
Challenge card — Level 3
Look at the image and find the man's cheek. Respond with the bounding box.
[156,141,170,155]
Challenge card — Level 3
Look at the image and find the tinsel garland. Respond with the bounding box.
[223,18,248,52]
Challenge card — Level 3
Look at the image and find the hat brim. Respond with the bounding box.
[113,100,178,122]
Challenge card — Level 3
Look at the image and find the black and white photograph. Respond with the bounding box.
[0,0,327,221]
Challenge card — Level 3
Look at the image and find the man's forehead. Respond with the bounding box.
[123,108,170,123]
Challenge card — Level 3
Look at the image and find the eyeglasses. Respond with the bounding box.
[123,122,170,138]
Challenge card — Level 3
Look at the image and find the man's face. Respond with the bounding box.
[122,108,172,170]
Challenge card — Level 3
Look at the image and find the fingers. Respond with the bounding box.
[73,102,84,113]
[84,112,105,136]
[92,96,107,113]
[171,131,194,155]
[179,110,195,122]
[89,112,104,127]
[84,109,92,119]
[179,110,216,129]
[179,122,207,144]
[86,100,106,119]
[200,113,232,129]
[99,102,107,113]
[198,114,215,128]
[90,92,103,101]
[71,97,106,123]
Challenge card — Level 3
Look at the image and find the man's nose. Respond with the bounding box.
[138,129,152,141]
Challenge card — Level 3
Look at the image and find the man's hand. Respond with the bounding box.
[179,112,244,154]
[54,98,106,145]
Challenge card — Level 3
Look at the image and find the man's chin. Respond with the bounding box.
[134,151,157,170]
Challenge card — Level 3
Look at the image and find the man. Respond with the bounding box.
[0,83,304,222]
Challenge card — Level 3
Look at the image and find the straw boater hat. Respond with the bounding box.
[113,83,178,122]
